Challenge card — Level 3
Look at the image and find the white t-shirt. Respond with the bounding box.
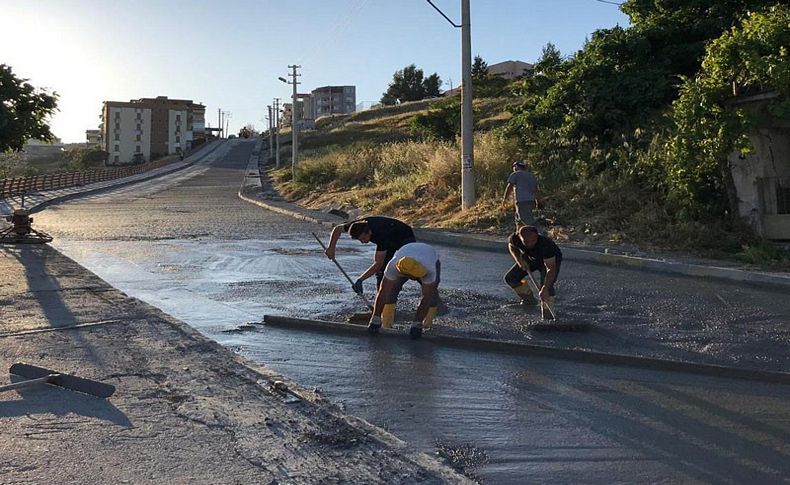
[383,242,439,284]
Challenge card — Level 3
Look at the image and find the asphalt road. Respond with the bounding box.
[32,139,790,483]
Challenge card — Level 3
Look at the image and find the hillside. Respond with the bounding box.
[267,94,789,268]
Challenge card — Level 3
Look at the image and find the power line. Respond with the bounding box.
[594,0,624,5]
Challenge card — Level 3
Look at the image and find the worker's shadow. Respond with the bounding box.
[0,378,132,428]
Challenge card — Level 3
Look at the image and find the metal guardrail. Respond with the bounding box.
[0,156,179,199]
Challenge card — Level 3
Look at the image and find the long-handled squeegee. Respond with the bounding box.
[0,363,115,398]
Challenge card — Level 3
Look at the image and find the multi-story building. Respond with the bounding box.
[311,86,355,118]
[101,96,205,165]
[85,129,102,148]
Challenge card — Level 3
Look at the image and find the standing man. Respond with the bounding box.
[368,242,440,338]
[502,160,538,227]
[504,225,562,319]
[324,216,416,294]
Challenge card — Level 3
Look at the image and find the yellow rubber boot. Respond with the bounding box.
[513,283,537,305]
[381,304,396,329]
[422,306,438,331]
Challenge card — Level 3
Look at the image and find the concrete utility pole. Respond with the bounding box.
[267,105,273,162]
[217,108,222,139]
[279,65,301,179]
[224,112,232,139]
[460,0,475,208]
[426,0,475,208]
[273,98,281,168]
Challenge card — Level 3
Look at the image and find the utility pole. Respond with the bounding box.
[217,108,222,139]
[273,98,281,168]
[279,65,301,179]
[267,105,273,163]
[460,0,475,208]
[223,111,232,139]
[426,0,475,208]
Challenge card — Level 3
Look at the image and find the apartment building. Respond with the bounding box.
[311,86,356,118]
[85,129,102,148]
[281,93,315,130]
[102,96,205,165]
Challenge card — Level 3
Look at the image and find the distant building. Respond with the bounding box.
[487,60,533,79]
[86,129,102,148]
[101,96,205,165]
[282,93,316,130]
[311,86,356,118]
[443,59,534,97]
[22,138,65,159]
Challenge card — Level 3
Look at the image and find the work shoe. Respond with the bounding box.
[409,323,423,340]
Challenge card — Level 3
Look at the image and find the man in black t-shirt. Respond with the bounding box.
[325,216,416,293]
[504,225,562,317]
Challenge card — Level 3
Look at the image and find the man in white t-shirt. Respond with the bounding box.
[368,242,440,339]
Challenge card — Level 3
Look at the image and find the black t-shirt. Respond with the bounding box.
[508,233,562,265]
[343,216,416,252]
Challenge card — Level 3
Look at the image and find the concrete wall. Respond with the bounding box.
[731,126,790,238]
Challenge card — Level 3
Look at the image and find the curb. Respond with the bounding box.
[414,230,790,290]
[262,315,790,385]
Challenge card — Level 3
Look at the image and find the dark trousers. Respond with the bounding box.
[503,257,561,296]
[384,261,441,306]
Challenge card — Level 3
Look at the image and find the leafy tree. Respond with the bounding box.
[69,147,109,170]
[0,64,58,152]
[471,55,489,79]
[381,64,443,105]
[666,5,790,217]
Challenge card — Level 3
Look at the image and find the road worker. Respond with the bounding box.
[504,225,562,319]
[325,216,416,294]
[368,242,441,339]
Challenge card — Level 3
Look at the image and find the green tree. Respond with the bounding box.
[381,64,443,104]
[666,5,790,217]
[471,55,489,79]
[0,64,58,152]
[69,147,109,171]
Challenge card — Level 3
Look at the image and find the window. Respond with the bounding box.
[136,145,141,153]
[114,111,120,119]
[114,155,119,163]
[115,122,120,130]
[136,134,141,141]
[114,144,119,152]
[137,124,141,130]
[176,114,181,121]
[175,136,180,143]
[115,134,119,141]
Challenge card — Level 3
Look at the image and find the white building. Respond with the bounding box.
[102,96,205,165]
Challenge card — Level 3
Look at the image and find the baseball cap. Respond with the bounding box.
[512,160,526,167]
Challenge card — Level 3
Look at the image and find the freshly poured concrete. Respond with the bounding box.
[30,139,790,482]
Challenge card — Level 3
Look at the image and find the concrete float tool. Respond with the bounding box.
[311,232,374,321]
[0,363,115,398]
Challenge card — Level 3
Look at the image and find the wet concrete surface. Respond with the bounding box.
[30,139,790,482]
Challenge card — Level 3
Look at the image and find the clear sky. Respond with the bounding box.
[1,0,629,143]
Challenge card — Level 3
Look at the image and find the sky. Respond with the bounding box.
[1,0,629,143]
